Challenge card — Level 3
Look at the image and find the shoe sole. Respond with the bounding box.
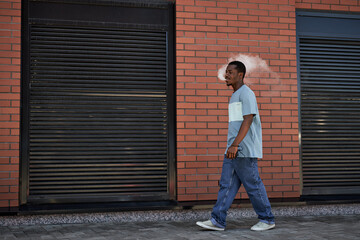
[251,224,276,231]
[196,222,225,231]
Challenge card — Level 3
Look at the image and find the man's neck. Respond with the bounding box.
[232,81,244,92]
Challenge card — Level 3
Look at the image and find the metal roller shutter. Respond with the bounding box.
[21,0,175,205]
[299,37,360,195]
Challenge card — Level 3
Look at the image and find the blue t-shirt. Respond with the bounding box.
[225,85,263,158]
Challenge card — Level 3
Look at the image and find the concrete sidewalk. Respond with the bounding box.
[0,204,360,239]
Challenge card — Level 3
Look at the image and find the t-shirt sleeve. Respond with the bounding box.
[241,90,258,116]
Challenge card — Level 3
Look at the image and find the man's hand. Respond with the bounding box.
[226,145,238,159]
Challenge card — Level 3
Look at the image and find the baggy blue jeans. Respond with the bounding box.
[211,156,275,228]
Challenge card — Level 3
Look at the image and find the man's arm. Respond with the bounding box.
[226,114,254,159]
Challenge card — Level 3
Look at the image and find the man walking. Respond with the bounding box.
[196,61,275,231]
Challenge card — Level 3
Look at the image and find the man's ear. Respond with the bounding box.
[238,72,244,80]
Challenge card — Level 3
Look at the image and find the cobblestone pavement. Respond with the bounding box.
[0,214,359,240]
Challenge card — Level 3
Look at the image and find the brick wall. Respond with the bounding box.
[0,0,21,209]
[295,0,360,11]
[175,0,360,203]
[176,0,299,202]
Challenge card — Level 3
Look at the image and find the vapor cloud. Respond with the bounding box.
[218,54,274,81]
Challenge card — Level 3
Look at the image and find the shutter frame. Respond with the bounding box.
[21,0,176,205]
[299,36,360,196]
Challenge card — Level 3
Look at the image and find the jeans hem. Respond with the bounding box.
[259,219,275,225]
[211,218,225,229]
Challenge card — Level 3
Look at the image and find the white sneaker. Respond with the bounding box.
[251,221,275,231]
[196,220,225,231]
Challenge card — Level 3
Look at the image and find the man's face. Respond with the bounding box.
[225,64,243,86]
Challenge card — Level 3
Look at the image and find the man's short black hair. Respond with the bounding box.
[228,61,246,78]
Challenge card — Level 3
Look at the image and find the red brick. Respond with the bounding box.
[196,1,216,7]
[177,24,195,31]
[349,6,360,11]
[177,12,195,18]
[263,141,282,148]
[283,166,299,172]
[0,9,20,16]
[228,8,248,15]
[177,0,195,6]
[196,103,218,109]
[185,122,206,129]
[238,3,259,9]
[249,35,270,42]
[261,116,281,123]
[178,142,197,148]
[177,37,195,44]
[259,16,279,23]
[177,194,197,201]
[177,102,196,109]
[184,57,206,63]
[185,135,207,142]
[0,186,10,194]
[197,155,219,162]
[197,168,220,174]
[249,0,269,3]
[228,21,249,28]
[185,96,206,102]
[196,116,218,122]
[261,103,281,110]
[206,7,227,14]
[185,109,207,115]
[0,16,12,23]
[197,180,218,187]
[185,69,207,76]
[217,27,238,34]
[0,179,18,186]
[177,129,196,135]
[0,193,17,200]
[177,50,195,57]
[10,172,18,178]
[272,110,292,116]
[262,167,282,173]
[272,148,293,154]
[0,158,10,164]
[263,129,282,135]
[0,143,10,150]
[184,31,206,38]
[195,63,217,70]
[196,51,217,57]
[197,142,218,148]
[195,13,216,20]
[340,0,358,4]
[273,186,293,192]
[0,129,10,135]
[186,175,208,181]
[217,14,237,21]
[185,162,208,168]
[177,155,197,162]
[208,122,227,129]
[197,129,218,135]
[198,194,218,200]
[249,9,269,16]
[282,154,299,160]
[259,4,279,11]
